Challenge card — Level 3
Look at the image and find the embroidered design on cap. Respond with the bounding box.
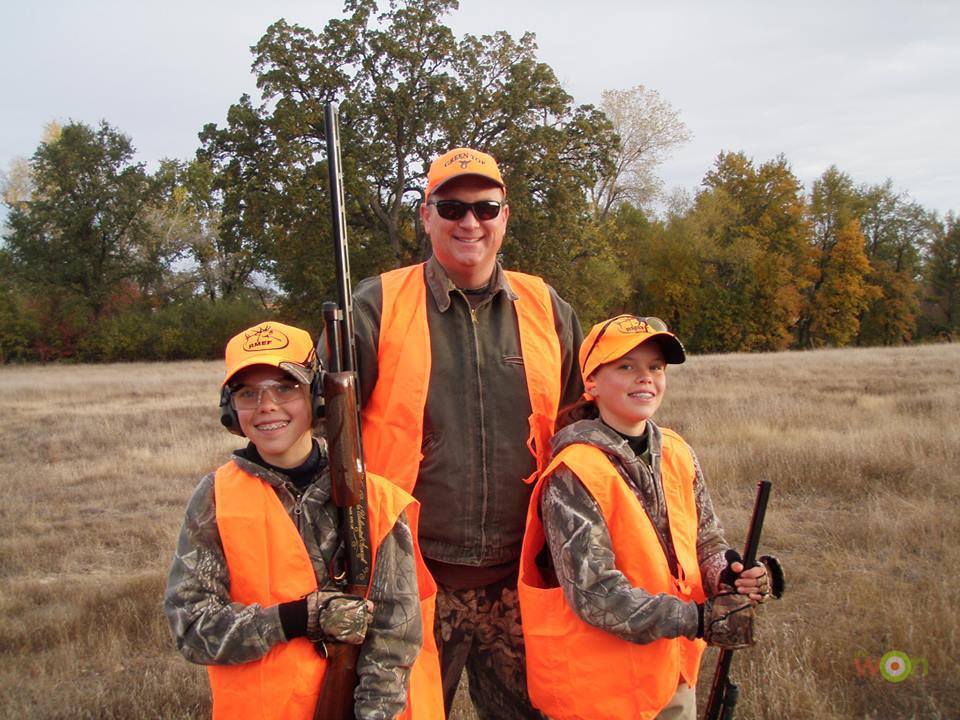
[243,324,290,352]
[614,317,653,334]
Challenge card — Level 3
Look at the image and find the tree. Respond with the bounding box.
[201,0,618,323]
[797,167,876,347]
[856,180,935,345]
[803,219,875,346]
[590,85,691,220]
[3,121,158,324]
[923,213,960,338]
[692,151,813,352]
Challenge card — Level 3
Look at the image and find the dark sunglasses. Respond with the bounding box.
[581,315,669,374]
[427,199,506,221]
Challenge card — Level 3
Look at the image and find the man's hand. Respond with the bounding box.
[306,591,375,645]
[721,548,784,603]
[702,591,755,649]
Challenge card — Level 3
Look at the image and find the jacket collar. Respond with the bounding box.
[550,417,663,469]
[230,441,332,503]
[424,255,519,313]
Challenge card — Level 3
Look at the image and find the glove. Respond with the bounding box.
[720,548,785,602]
[305,591,374,645]
[701,590,755,649]
[759,554,785,599]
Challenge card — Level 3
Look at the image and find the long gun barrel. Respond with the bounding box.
[703,480,772,720]
[314,101,372,720]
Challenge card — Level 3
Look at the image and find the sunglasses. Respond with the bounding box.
[581,315,669,374]
[427,199,506,221]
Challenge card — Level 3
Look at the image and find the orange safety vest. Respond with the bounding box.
[518,431,707,720]
[209,461,444,720]
[360,262,562,493]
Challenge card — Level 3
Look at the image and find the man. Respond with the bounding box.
[347,148,584,719]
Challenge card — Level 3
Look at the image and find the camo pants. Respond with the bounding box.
[434,579,545,720]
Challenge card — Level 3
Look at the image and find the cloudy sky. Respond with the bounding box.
[3,0,958,216]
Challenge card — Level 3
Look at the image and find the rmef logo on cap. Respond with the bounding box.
[614,317,654,334]
[243,324,289,352]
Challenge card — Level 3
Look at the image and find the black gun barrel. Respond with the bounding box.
[324,102,358,376]
[703,480,772,720]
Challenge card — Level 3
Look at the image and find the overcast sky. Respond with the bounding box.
[3,0,958,217]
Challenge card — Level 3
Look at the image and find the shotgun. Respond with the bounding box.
[315,100,373,720]
[703,480,772,720]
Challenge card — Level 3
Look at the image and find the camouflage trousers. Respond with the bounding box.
[434,579,545,720]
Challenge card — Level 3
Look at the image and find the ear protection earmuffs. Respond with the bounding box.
[220,385,244,437]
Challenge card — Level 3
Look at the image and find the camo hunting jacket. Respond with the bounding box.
[541,418,730,644]
[164,448,422,720]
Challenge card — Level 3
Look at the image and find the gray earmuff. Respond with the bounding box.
[219,385,245,437]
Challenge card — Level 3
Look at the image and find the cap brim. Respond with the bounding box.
[224,357,314,386]
[430,173,505,198]
[647,333,686,364]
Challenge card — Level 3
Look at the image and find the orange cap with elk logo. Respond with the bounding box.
[222,321,316,386]
[425,147,505,201]
[579,315,686,382]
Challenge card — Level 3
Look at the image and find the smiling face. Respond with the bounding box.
[420,175,509,289]
[231,365,313,468]
[586,341,667,436]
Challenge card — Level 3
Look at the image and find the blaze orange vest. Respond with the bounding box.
[360,263,562,493]
[209,461,444,720]
[518,431,707,720]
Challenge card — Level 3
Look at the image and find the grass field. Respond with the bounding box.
[1,344,958,719]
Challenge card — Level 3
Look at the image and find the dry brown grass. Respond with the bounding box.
[1,345,958,719]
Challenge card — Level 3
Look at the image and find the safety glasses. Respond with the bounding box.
[427,199,506,221]
[581,315,670,374]
[229,380,305,410]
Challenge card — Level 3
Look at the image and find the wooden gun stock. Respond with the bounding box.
[314,371,369,720]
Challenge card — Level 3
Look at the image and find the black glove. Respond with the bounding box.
[759,554,785,599]
[718,548,743,587]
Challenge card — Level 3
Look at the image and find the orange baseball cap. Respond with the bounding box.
[579,315,686,381]
[223,321,316,386]
[425,147,505,200]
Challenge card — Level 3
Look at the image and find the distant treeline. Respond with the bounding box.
[2,0,958,363]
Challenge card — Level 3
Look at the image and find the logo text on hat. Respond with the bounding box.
[614,317,650,334]
[444,151,485,170]
[243,325,290,352]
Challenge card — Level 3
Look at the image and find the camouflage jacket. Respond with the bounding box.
[541,419,730,645]
[164,444,422,720]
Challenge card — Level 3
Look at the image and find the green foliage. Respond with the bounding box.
[200,0,616,315]
[1,7,954,363]
[76,295,269,362]
[922,214,960,339]
[4,121,159,319]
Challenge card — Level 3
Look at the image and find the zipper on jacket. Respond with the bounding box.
[464,294,489,556]
[286,483,304,532]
